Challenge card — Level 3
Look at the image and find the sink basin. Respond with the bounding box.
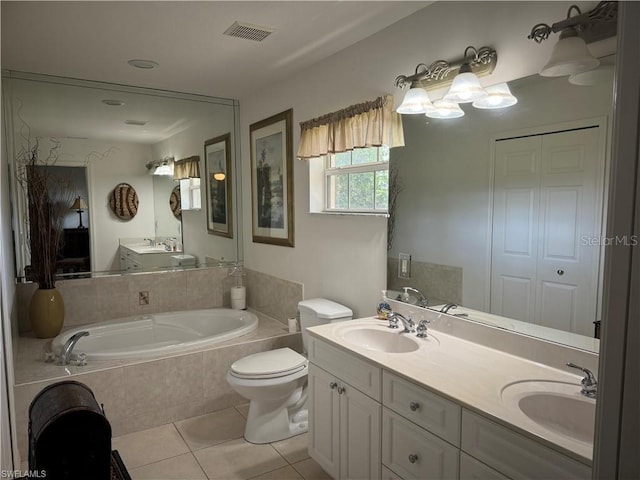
[334,324,439,353]
[501,380,595,444]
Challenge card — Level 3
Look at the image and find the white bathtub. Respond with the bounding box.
[51,309,259,360]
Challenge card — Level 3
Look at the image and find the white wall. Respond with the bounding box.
[238,1,599,317]
[152,109,238,265]
[391,74,614,311]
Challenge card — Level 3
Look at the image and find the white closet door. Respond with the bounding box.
[491,127,602,335]
[491,136,541,324]
[536,128,600,335]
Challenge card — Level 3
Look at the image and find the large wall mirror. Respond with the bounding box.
[3,71,241,278]
[388,56,615,353]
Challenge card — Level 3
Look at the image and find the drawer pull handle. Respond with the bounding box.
[329,382,338,390]
[337,386,346,395]
[409,402,420,411]
[408,454,418,464]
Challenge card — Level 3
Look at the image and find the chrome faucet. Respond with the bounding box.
[416,319,431,338]
[439,303,457,314]
[59,331,90,365]
[566,362,597,398]
[387,312,415,333]
[144,238,156,246]
[403,287,429,308]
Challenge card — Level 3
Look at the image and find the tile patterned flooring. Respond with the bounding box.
[111,404,331,480]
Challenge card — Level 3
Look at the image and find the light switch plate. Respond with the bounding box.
[398,253,411,279]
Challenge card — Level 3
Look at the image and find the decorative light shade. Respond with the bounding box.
[397,86,434,114]
[569,63,614,86]
[70,196,88,210]
[154,163,173,176]
[443,64,487,104]
[539,29,600,77]
[213,172,226,181]
[426,100,465,119]
[472,83,518,109]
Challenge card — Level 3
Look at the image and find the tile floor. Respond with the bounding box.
[111,404,332,480]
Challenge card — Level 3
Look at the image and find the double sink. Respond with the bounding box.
[332,320,595,450]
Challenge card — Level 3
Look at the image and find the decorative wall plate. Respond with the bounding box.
[109,183,139,220]
[170,185,182,219]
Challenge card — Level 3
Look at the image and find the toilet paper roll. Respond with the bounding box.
[288,317,298,333]
[231,286,246,309]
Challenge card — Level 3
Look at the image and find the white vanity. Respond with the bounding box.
[307,313,595,480]
[119,239,181,272]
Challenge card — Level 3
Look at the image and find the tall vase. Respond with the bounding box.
[29,288,65,338]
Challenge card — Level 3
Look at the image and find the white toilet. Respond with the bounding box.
[226,298,353,444]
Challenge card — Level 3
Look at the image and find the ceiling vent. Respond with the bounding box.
[223,21,275,42]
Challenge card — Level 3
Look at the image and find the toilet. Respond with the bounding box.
[226,298,353,444]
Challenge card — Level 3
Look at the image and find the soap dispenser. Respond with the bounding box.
[228,264,246,310]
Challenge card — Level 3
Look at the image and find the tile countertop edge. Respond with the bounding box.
[307,317,594,467]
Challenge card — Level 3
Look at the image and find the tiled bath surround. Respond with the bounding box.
[12,266,305,463]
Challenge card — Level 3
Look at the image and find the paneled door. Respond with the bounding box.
[491,126,602,335]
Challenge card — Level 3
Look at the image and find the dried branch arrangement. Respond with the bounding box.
[15,136,75,289]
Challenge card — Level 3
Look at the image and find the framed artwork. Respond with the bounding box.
[250,109,294,247]
[204,133,233,237]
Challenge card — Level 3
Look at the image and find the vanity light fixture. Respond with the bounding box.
[146,156,174,176]
[527,2,617,77]
[395,46,511,119]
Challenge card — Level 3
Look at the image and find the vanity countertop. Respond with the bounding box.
[307,317,594,465]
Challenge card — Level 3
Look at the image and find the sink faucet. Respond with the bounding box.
[59,331,89,365]
[439,303,457,314]
[566,362,597,398]
[144,238,156,246]
[403,287,429,308]
[387,312,415,333]
[416,319,431,338]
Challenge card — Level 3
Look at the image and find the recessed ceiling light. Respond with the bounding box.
[127,59,159,69]
[102,99,125,106]
[125,120,147,126]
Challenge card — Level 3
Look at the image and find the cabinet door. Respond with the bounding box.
[339,382,381,480]
[460,452,509,480]
[308,364,340,479]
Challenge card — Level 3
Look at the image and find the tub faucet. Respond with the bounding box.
[566,362,597,398]
[387,312,415,333]
[403,287,429,308]
[59,331,89,365]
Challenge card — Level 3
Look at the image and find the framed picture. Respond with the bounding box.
[204,133,233,237]
[250,109,294,247]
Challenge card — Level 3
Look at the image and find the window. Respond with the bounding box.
[324,146,389,213]
[179,178,201,210]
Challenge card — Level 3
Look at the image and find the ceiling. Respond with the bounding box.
[1,1,429,100]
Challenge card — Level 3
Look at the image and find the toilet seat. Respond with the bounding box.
[229,347,307,380]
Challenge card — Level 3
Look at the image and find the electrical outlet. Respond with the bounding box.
[398,253,412,279]
[139,291,149,305]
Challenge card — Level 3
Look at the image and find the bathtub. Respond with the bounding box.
[51,309,259,360]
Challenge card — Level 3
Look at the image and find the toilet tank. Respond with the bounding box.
[298,298,352,352]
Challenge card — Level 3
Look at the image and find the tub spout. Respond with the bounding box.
[59,331,90,365]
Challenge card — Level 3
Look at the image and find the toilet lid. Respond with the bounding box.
[230,347,307,377]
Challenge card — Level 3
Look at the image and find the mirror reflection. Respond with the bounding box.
[388,57,615,352]
[4,72,240,277]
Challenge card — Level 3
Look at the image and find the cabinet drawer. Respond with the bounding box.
[382,408,459,480]
[308,336,381,401]
[383,371,461,446]
[460,452,509,480]
[462,410,591,479]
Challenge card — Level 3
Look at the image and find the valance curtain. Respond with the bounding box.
[173,155,200,180]
[297,95,404,160]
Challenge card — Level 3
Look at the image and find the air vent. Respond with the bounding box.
[223,21,274,42]
[125,120,147,126]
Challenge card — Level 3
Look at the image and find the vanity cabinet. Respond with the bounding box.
[307,334,591,480]
[307,337,382,480]
[119,246,174,272]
